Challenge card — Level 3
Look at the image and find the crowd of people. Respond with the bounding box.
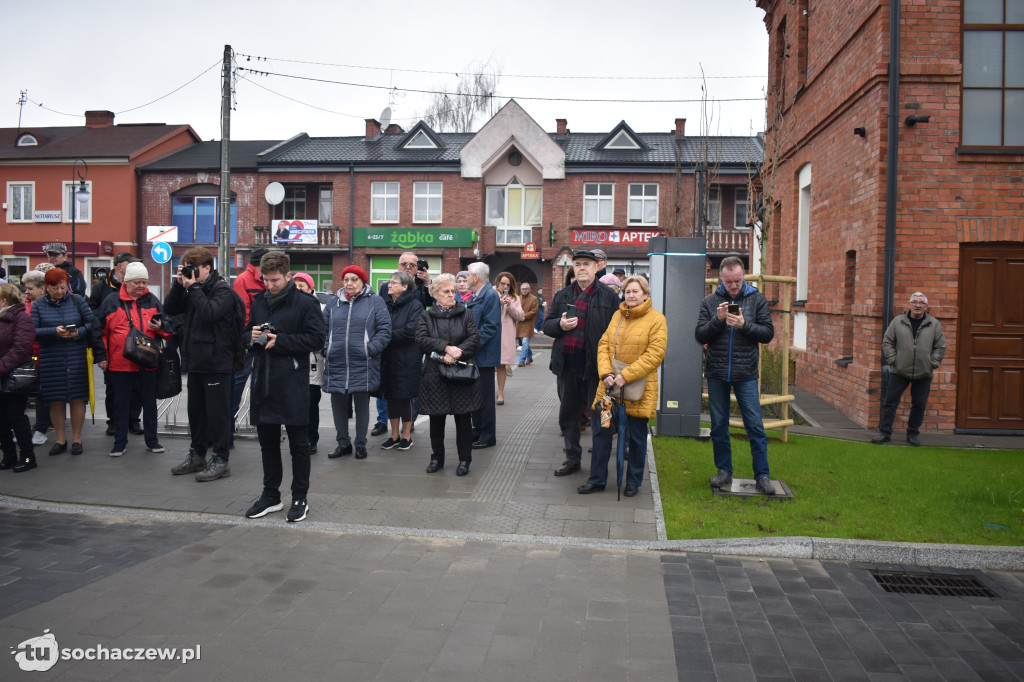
[4,243,823,520]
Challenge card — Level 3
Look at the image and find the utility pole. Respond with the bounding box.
[218,45,232,278]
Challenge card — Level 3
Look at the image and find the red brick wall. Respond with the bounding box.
[757,0,1024,431]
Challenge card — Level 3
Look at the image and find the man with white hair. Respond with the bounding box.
[465,261,500,448]
[872,291,946,446]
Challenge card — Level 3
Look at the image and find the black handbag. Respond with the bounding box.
[121,303,160,369]
[155,340,182,399]
[437,358,480,385]
[2,359,38,394]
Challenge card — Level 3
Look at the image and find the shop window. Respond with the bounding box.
[172,196,237,244]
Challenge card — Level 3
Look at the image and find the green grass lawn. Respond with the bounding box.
[653,431,1024,546]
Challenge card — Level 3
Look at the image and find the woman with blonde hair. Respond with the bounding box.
[0,283,37,471]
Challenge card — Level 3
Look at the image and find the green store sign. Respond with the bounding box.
[353,228,476,248]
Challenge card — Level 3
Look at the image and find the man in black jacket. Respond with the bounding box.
[543,250,619,477]
[164,246,240,483]
[243,251,326,523]
[89,252,144,436]
[43,243,86,296]
[695,256,777,495]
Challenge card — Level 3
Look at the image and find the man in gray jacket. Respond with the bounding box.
[872,291,946,446]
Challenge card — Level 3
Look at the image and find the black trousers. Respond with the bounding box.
[187,372,232,460]
[110,370,158,451]
[104,369,141,426]
[878,374,932,437]
[471,365,496,444]
[0,393,33,462]
[308,385,321,446]
[429,413,474,465]
[257,423,310,501]
[557,372,598,462]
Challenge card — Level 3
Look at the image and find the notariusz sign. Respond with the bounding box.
[354,228,475,248]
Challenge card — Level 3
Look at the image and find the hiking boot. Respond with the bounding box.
[245,496,283,519]
[907,433,920,446]
[709,469,733,489]
[756,477,776,495]
[171,449,205,475]
[287,499,309,522]
[871,433,891,444]
[370,422,388,437]
[195,456,230,482]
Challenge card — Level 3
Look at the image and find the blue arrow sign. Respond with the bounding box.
[151,242,172,264]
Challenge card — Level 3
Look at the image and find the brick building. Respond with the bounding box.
[755,0,1024,433]
[0,111,199,287]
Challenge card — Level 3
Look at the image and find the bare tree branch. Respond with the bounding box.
[417,61,502,132]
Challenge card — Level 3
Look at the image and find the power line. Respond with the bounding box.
[235,52,766,81]
[237,67,765,104]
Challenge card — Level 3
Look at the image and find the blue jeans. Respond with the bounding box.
[707,377,769,479]
[587,410,649,488]
[517,337,533,364]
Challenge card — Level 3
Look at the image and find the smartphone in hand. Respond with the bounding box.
[728,303,740,315]
[566,304,578,319]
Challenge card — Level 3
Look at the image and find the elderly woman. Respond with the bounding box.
[380,270,425,450]
[30,268,96,456]
[21,270,50,446]
[455,271,473,303]
[0,284,38,472]
[323,265,391,460]
[493,271,524,405]
[96,262,171,457]
[415,273,481,476]
[578,276,667,498]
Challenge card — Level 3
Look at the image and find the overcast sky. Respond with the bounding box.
[4,0,768,142]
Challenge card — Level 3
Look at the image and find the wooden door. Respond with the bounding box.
[956,244,1024,431]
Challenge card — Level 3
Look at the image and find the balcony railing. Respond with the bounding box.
[706,228,749,255]
[252,225,346,247]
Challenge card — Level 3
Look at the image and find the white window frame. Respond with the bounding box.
[413,182,442,223]
[7,182,34,223]
[627,183,659,226]
[62,180,92,223]
[16,134,37,147]
[583,183,614,225]
[486,187,506,226]
[283,186,306,220]
[706,186,722,229]
[734,187,750,229]
[496,226,533,247]
[319,187,333,226]
[405,130,437,149]
[371,182,400,223]
[490,181,541,246]
[605,130,640,149]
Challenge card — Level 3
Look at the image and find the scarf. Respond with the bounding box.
[561,282,594,356]
[458,290,472,302]
[265,279,295,311]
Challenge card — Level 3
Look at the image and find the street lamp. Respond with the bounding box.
[70,159,90,265]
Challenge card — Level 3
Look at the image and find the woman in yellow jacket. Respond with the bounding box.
[578,275,667,497]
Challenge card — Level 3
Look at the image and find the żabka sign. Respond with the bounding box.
[570,229,665,246]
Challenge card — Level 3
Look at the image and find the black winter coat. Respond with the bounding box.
[694,280,775,382]
[542,281,620,380]
[0,303,35,379]
[247,284,326,426]
[164,271,237,374]
[382,288,425,400]
[31,292,95,402]
[416,303,482,416]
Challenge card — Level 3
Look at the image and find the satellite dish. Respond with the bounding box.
[265,182,285,206]
[379,106,392,132]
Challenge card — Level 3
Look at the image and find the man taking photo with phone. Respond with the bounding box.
[695,256,777,495]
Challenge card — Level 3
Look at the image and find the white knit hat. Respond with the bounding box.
[123,262,149,282]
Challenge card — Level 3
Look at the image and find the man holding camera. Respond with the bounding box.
[695,256,776,495]
[243,251,325,522]
[164,247,239,482]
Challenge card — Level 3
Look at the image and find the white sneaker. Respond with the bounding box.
[32,431,47,446]
[109,449,125,458]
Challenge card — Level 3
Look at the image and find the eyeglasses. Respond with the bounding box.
[909,301,926,306]
[399,262,417,269]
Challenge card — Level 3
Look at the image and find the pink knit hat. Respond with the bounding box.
[292,272,315,291]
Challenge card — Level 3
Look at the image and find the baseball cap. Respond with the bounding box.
[114,252,139,265]
[590,249,608,261]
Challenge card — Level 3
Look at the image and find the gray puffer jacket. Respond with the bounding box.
[695,281,775,382]
[322,285,392,395]
[882,312,946,380]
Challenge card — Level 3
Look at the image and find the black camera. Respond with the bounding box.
[252,322,276,348]
[180,264,199,280]
[417,260,429,271]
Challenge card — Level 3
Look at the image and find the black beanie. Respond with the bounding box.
[250,248,269,265]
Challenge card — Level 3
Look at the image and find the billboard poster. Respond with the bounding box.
[273,220,318,245]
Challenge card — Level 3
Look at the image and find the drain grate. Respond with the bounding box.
[871,570,998,597]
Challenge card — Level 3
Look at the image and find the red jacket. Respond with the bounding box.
[233,263,265,324]
[97,286,171,372]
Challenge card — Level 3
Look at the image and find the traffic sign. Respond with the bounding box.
[151,242,172,264]
[147,226,178,243]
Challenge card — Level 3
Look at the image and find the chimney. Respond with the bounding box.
[365,118,382,138]
[675,118,686,136]
[384,123,405,134]
[556,119,567,136]
[85,110,115,128]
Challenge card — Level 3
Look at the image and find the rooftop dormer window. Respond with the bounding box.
[16,134,37,147]
[604,130,640,149]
